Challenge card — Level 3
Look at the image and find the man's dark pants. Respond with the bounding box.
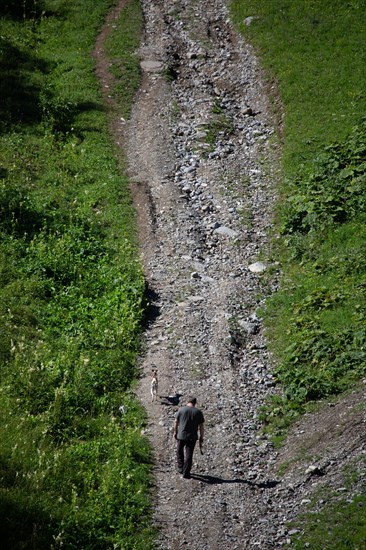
[177,439,196,478]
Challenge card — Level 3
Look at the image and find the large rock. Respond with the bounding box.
[214,225,238,239]
[248,261,267,273]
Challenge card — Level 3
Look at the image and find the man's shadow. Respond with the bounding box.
[190,474,280,489]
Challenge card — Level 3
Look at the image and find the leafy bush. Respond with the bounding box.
[270,124,366,416]
[278,320,366,402]
[282,121,366,235]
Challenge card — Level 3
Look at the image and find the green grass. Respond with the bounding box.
[230,2,366,539]
[291,491,366,549]
[230,0,366,431]
[0,0,155,548]
[105,0,143,119]
[231,0,366,172]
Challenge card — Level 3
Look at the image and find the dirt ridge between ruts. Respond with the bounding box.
[95,1,366,548]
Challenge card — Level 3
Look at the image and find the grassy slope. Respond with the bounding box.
[231,0,365,546]
[230,0,366,424]
[231,0,366,171]
[0,1,154,548]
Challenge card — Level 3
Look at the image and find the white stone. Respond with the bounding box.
[140,60,164,72]
[248,261,267,273]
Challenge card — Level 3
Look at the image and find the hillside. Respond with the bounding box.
[0,0,365,547]
[104,0,364,547]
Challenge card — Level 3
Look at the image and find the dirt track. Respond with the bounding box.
[95,1,366,548]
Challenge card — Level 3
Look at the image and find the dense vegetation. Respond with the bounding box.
[231,0,365,546]
[0,0,154,548]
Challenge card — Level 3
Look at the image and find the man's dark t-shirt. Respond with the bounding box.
[176,405,204,441]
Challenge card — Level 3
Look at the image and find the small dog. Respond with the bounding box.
[150,369,158,401]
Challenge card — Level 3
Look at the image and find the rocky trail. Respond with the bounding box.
[95,1,366,548]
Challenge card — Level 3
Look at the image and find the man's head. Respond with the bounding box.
[187,396,197,406]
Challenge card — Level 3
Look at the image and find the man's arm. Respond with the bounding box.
[198,423,204,442]
[173,418,179,439]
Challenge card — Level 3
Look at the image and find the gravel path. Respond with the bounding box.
[127,2,283,547]
[96,1,366,548]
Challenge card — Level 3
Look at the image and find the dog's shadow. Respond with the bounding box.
[190,474,280,489]
[159,393,182,407]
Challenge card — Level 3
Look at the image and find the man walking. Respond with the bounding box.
[173,396,204,479]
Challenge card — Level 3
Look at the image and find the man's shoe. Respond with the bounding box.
[182,474,191,479]
[177,468,183,474]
